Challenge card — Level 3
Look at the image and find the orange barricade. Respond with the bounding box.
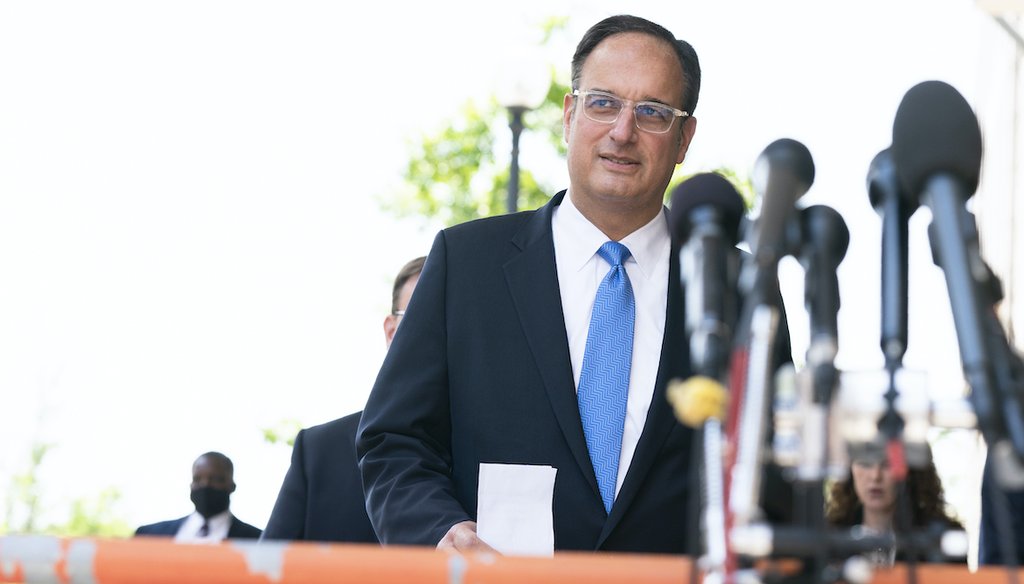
[1,535,1015,584]
[875,565,1023,584]
[0,535,690,584]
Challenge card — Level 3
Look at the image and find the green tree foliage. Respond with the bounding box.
[262,418,303,448]
[3,442,51,533]
[51,488,133,537]
[2,442,132,537]
[385,77,569,228]
[382,16,572,228]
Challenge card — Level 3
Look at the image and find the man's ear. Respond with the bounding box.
[383,315,398,347]
[562,93,575,145]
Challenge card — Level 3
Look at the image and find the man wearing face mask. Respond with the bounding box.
[135,451,262,542]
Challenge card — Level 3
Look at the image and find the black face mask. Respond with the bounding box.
[190,486,231,518]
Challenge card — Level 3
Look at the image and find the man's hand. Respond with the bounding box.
[436,520,498,553]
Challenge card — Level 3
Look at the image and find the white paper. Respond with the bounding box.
[476,463,556,556]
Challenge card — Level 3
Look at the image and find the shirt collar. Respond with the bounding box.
[556,190,670,280]
[190,509,232,528]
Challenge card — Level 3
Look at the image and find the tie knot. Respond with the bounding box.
[597,241,631,268]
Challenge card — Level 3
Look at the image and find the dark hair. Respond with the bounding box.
[391,256,426,314]
[826,457,963,531]
[197,451,233,474]
[571,14,701,116]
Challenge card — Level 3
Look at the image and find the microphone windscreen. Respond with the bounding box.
[891,80,982,198]
[757,138,815,188]
[748,138,815,264]
[802,204,850,263]
[668,172,746,245]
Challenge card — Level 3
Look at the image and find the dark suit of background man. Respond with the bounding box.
[261,256,425,543]
[135,451,261,541]
[979,452,1024,565]
[357,14,703,554]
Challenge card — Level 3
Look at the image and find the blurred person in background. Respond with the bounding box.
[261,256,424,543]
[826,450,964,566]
[135,451,261,542]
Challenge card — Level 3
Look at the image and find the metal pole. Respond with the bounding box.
[995,15,1024,51]
[507,106,526,214]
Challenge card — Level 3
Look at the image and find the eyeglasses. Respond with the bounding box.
[572,89,689,134]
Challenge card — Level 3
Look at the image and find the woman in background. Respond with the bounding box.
[826,452,964,566]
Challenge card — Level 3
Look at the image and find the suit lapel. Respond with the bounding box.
[598,224,689,545]
[503,192,602,499]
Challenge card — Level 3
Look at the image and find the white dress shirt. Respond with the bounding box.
[552,191,670,500]
[174,510,232,543]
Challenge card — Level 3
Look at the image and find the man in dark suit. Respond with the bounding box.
[979,449,1024,565]
[261,257,425,543]
[135,451,261,541]
[357,15,704,554]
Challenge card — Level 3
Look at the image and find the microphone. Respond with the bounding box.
[794,204,849,482]
[868,148,918,370]
[745,138,815,292]
[891,81,982,199]
[668,172,745,578]
[669,172,746,379]
[799,204,849,353]
[729,139,813,527]
[891,80,1024,465]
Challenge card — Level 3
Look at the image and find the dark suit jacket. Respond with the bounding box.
[979,453,1024,565]
[134,514,262,539]
[357,192,695,553]
[262,411,379,543]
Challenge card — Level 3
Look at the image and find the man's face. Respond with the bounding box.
[563,32,695,222]
[384,274,419,348]
[191,455,234,492]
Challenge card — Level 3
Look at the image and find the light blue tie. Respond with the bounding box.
[577,241,635,515]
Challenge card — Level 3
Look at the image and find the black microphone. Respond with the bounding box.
[891,80,1024,462]
[669,172,746,380]
[669,173,747,578]
[868,148,918,371]
[745,138,815,292]
[799,204,849,353]
[793,205,849,483]
[891,81,982,199]
[728,140,812,527]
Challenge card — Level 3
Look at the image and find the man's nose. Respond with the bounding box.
[609,107,637,141]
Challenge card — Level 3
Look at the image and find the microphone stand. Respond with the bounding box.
[869,148,918,584]
[742,206,848,584]
[671,209,738,584]
[923,176,1024,457]
[872,149,913,483]
[665,174,748,584]
[963,233,1024,575]
[793,205,849,583]
[922,177,1024,581]
[726,225,793,582]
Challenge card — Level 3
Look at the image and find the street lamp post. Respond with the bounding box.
[506,105,527,214]
[496,60,550,215]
